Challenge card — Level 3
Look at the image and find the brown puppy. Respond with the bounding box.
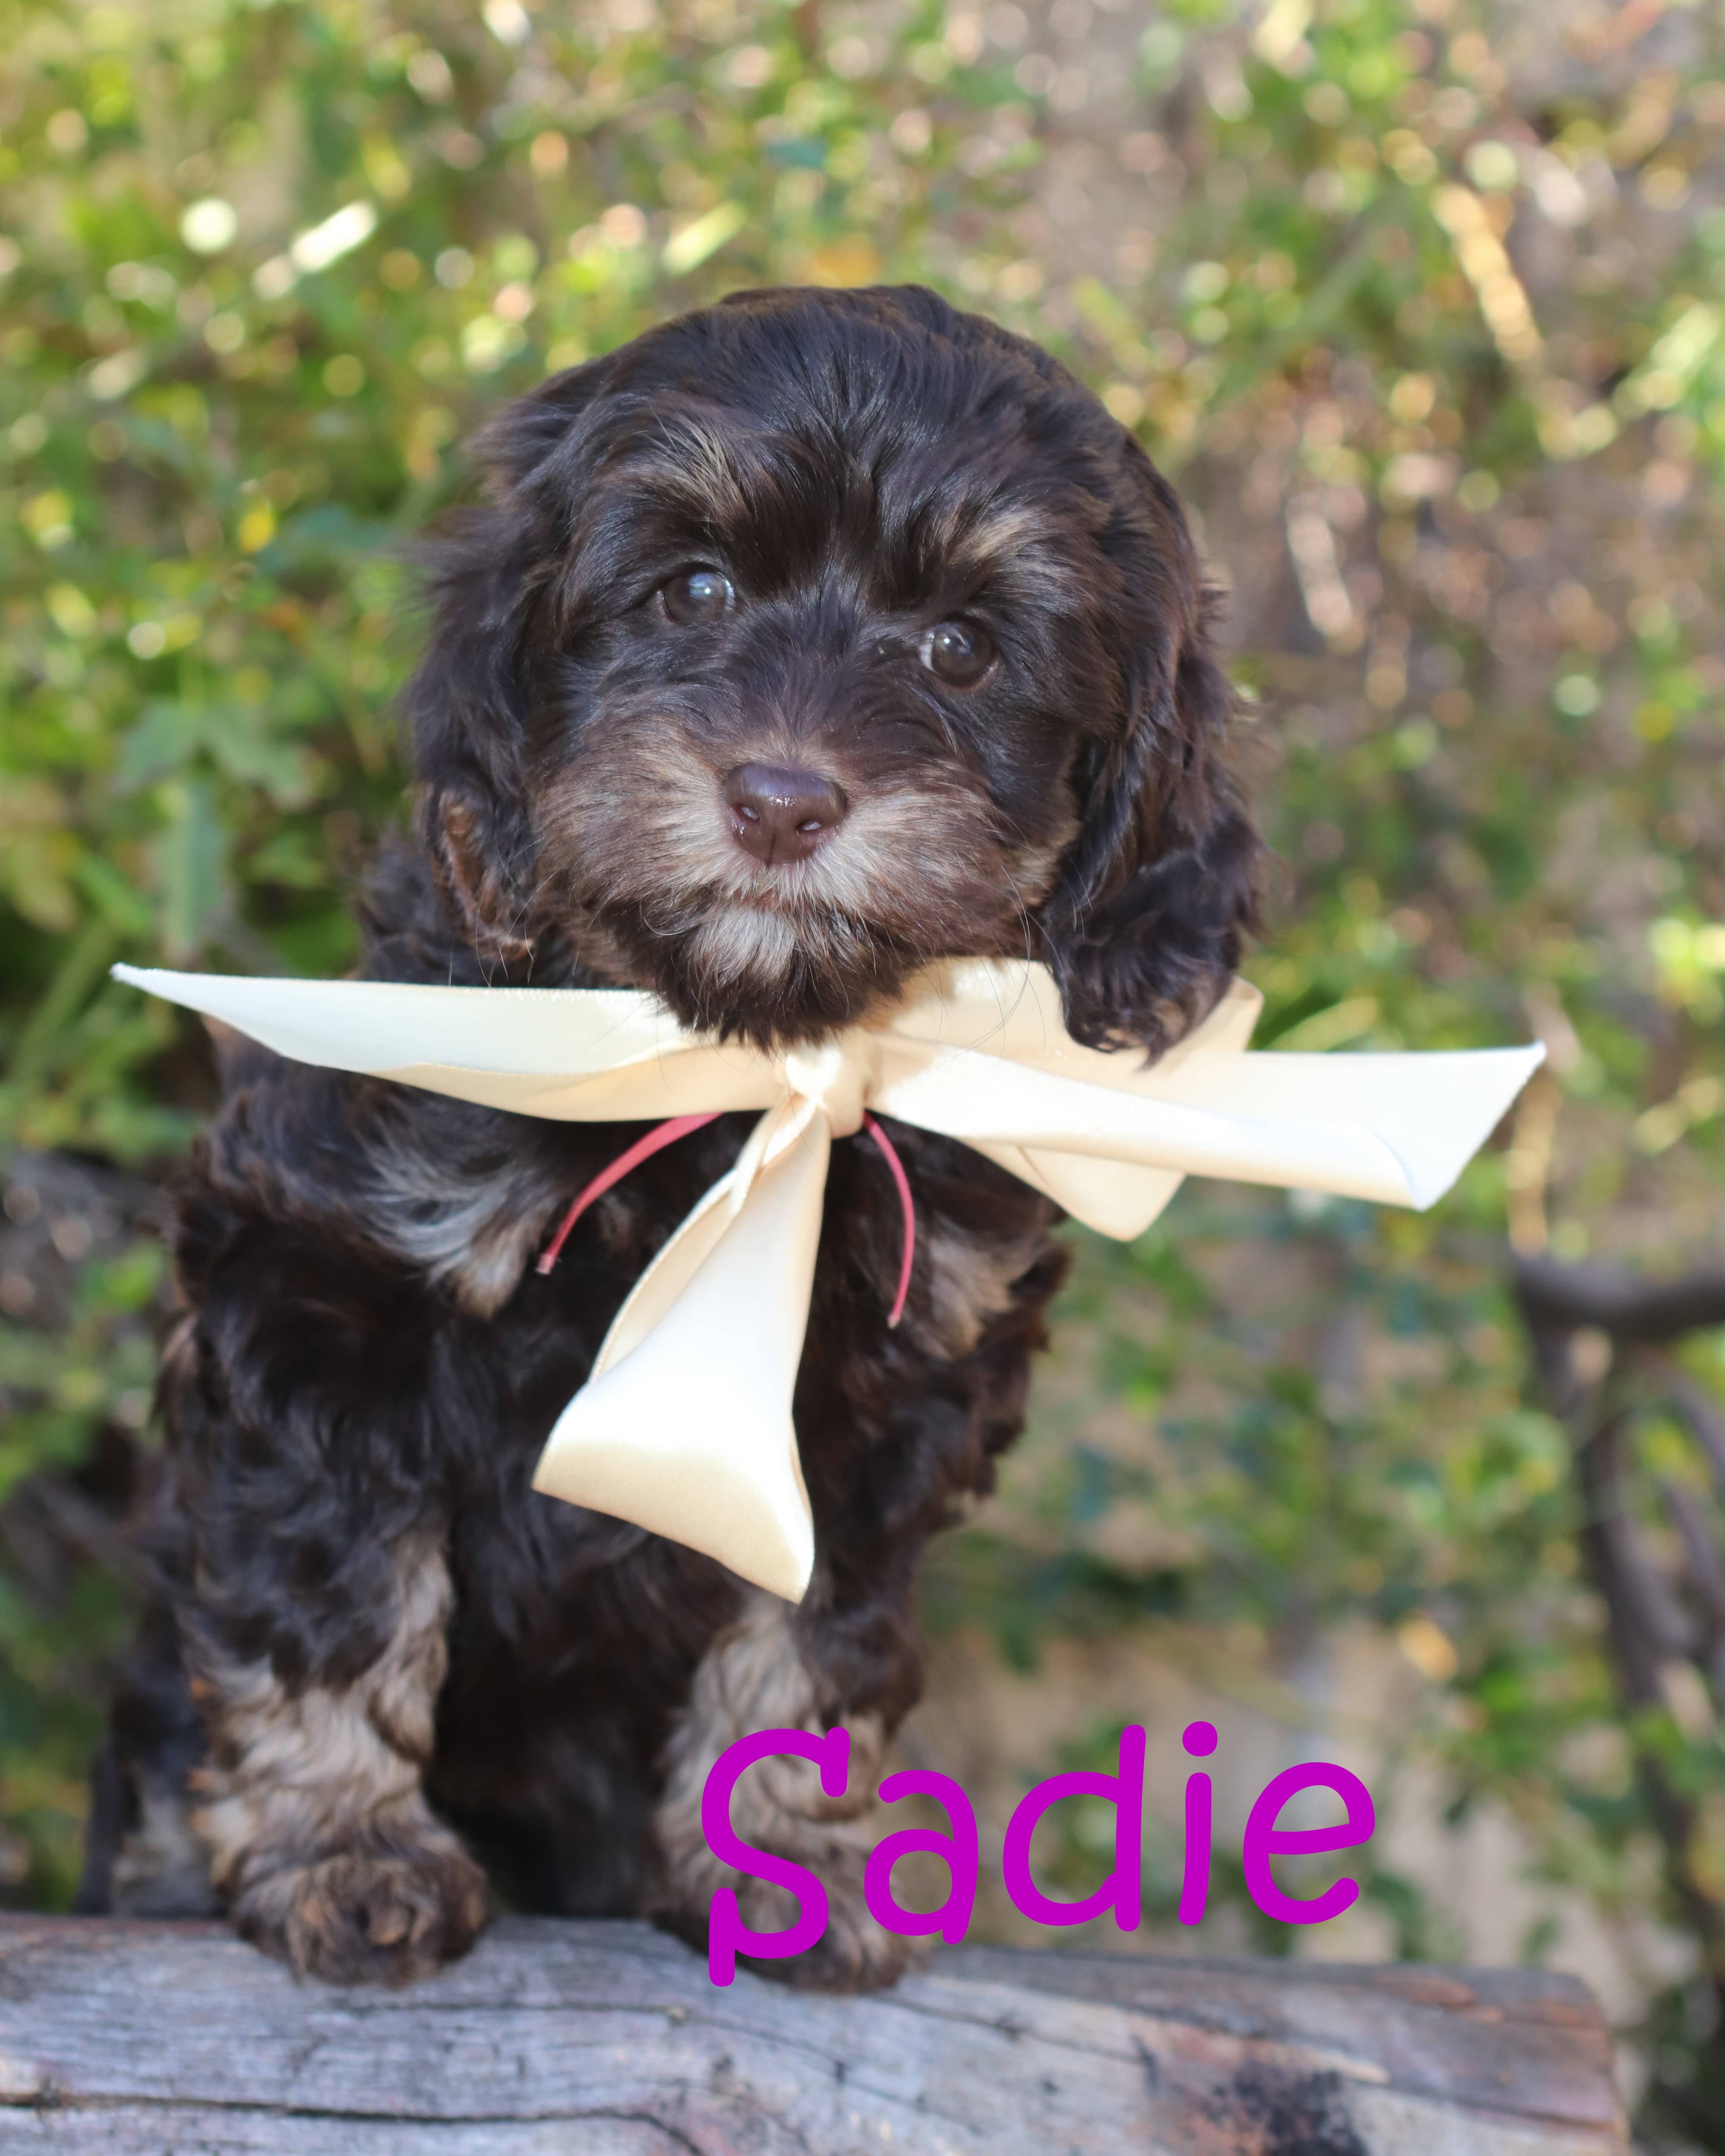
[79,285,1259,1989]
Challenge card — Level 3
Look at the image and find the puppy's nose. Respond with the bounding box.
[722,763,847,865]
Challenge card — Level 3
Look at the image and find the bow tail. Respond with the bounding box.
[531,1108,830,1602]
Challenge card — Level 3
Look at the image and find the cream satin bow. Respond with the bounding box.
[114,959,1543,1601]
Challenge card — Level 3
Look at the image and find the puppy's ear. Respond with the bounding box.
[1039,451,1261,1057]
[410,362,613,961]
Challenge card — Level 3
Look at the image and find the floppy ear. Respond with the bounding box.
[408,363,614,963]
[1039,458,1261,1058]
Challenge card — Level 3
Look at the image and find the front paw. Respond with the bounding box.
[661,1840,925,1994]
[759,1870,925,1992]
[233,1825,488,1986]
[750,1842,925,1993]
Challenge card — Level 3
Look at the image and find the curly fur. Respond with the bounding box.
[79,285,1258,1987]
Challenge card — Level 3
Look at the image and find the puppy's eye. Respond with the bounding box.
[661,568,735,624]
[919,619,995,688]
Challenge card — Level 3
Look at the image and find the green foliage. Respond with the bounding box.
[3,0,1724,2125]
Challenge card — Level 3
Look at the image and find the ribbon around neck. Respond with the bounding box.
[113,958,1544,1603]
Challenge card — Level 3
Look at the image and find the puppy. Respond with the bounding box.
[78,285,1258,1987]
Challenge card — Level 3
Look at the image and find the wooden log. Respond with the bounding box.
[0,1916,1623,2155]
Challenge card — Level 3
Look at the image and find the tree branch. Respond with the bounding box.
[1512,1258,1725,1345]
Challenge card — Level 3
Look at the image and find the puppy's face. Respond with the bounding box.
[415,287,1257,1052]
[526,367,1095,1040]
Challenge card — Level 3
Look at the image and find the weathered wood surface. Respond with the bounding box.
[0,1916,1625,2155]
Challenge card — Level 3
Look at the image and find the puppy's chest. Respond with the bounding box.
[818,1133,1062,1359]
[361,1107,736,1329]
[364,1107,1056,1372]
[903,1211,1053,1356]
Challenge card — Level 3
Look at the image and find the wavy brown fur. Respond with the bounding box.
[80,286,1258,1987]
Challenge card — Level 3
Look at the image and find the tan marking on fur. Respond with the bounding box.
[690,903,801,989]
[434,795,534,960]
[921,494,1088,602]
[579,409,757,536]
[911,1222,1045,1358]
[821,779,1001,914]
[191,1540,486,1980]
[1004,829,1072,906]
[194,1545,446,1891]
[159,1311,198,1394]
[665,415,755,525]
[649,1592,913,1988]
[365,1135,554,1321]
[956,499,1063,568]
[451,1217,546,1316]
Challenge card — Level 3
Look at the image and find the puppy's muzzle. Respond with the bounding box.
[723,763,847,866]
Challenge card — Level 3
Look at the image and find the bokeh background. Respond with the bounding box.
[3,0,1724,2139]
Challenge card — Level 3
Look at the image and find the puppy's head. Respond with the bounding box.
[411,285,1258,1052]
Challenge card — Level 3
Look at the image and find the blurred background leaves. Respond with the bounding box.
[1,0,1722,2135]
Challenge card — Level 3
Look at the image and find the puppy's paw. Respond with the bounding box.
[662,1838,925,1994]
[746,1845,926,1993]
[235,1830,488,1987]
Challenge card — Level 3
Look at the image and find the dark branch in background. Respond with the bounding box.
[1512,1250,1725,2138]
[1668,1369,1725,1499]
[1663,1481,1725,1704]
[1514,1257,1725,1345]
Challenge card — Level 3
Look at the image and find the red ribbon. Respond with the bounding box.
[537,1111,916,1329]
